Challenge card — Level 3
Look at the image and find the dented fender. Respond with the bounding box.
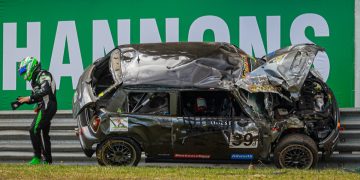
[236,44,325,98]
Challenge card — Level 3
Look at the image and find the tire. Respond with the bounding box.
[95,143,105,166]
[274,133,318,169]
[83,148,95,158]
[96,137,141,166]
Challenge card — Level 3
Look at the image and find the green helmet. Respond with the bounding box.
[18,56,40,81]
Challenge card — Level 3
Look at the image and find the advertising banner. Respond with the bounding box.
[0,0,354,109]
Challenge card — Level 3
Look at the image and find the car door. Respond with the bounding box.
[172,90,263,161]
[172,115,232,160]
[120,91,177,160]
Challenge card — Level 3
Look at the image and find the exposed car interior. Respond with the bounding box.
[128,92,170,115]
[91,58,114,96]
[180,91,243,117]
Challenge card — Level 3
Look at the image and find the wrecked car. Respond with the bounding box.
[72,42,339,169]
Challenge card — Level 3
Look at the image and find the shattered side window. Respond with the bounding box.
[128,92,170,116]
[180,91,243,117]
[104,89,127,113]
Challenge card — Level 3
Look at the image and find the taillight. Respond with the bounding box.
[338,121,344,131]
[91,116,101,132]
[337,116,344,131]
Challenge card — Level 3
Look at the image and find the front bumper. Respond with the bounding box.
[319,96,340,158]
[318,127,340,158]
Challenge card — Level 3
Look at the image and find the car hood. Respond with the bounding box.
[72,66,96,118]
[236,44,325,96]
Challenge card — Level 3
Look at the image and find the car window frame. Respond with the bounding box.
[177,89,245,119]
[124,89,177,116]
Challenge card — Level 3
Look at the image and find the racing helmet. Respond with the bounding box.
[195,97,207,113]
[18,57,40,81]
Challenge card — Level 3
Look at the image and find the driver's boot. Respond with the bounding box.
[28,156,41,165]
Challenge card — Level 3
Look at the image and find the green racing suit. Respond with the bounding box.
[28,68,57,164]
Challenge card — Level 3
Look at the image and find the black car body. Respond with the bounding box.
[73,42,339,168]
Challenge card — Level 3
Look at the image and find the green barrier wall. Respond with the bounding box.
[0,0,355,109]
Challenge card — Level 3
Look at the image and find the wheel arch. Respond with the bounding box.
[99,132,147,152]
[274,128,307,146]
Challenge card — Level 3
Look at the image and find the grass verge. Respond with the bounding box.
[0,164,359,179]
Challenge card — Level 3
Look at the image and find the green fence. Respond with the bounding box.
[0,0,355,109]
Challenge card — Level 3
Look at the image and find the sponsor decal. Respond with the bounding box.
[182,117,231,128]
[229,132,259,149]
[230,154,254,160]
[240,54,251,78]
[229,122,259,149]
[157,154,171,157]
[110,117,128,132]
[174,154,211,159]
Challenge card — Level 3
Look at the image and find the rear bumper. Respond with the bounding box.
[76,116,98,157]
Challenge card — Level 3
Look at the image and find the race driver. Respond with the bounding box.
[17,57,57,165]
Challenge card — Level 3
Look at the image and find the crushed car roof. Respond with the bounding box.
[110,42,258,89]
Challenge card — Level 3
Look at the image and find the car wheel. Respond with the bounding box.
[274,133,318,169]
[96,137,141,166]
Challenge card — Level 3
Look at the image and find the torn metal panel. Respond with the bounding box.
[236,44,324,96]
[236,74,281,94]
[72,65,97,117]
[109,49,122,84]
